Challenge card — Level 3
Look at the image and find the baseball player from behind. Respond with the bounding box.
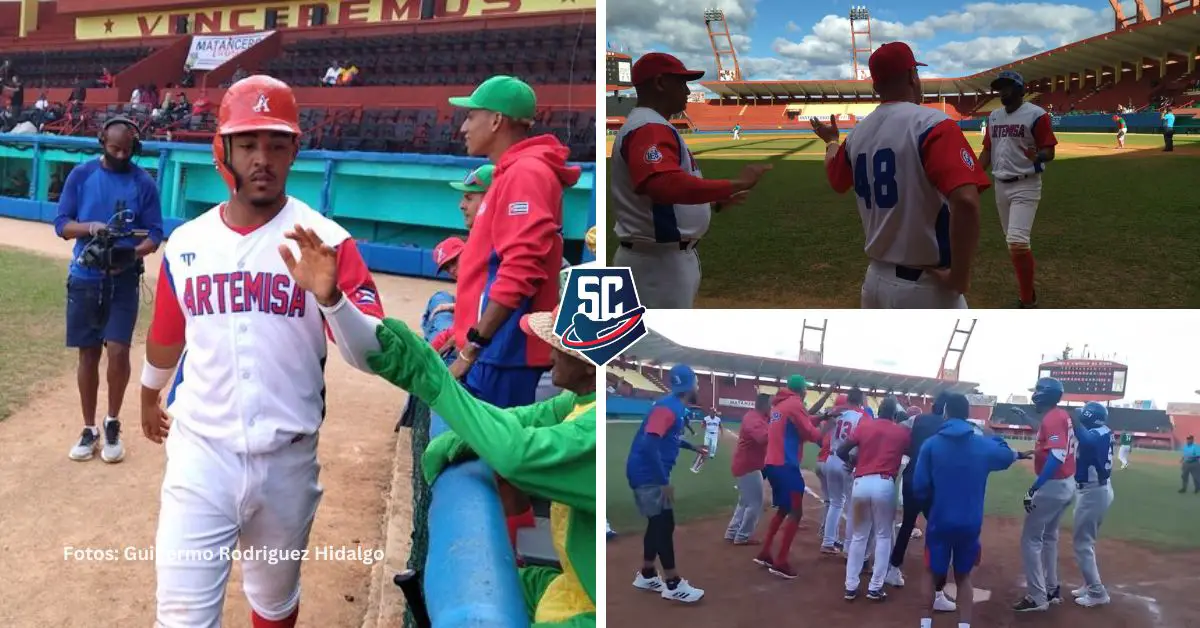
[821,389,869,553]
[138,76,386,628]
[1011,377,1077,612]
[611,52,771,309]
[813,42,988,309]
[977,71,1058,309]
[1069,402,1115,608]
[703,409,722,457]
[835,396,911,601]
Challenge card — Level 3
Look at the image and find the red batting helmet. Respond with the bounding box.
[212,75,302,192]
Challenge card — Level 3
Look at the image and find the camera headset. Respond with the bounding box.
[98,116,142,158]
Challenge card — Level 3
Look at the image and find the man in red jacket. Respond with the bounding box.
[725,393,771,545]
[610,52,773,308]
[448,74,581,548]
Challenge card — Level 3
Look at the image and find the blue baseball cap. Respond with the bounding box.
[668,364,697,394]
[991,70,1024,89]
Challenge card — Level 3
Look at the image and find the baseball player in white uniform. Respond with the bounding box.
[820,389,869,554]
[138,76,386,628]
[813,42,990,309]
[702,411,721,458]
[611,52,771,309]
[977,70,1058,309]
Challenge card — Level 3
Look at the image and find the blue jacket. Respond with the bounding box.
[913,418,1018,536]
[626,394,687,488]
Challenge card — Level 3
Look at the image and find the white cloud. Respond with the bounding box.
[610,1,1115,80]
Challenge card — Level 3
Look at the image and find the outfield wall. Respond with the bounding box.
[0,134,598,276]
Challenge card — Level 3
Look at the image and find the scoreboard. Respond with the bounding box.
[607,52,633,88]
[1037,360,1127,401]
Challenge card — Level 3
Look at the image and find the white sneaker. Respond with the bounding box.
[884,566,905,587]
[661,579,705,603]
[1072,586,1089,598]
[69,427,99,461]
[1076,594,1111,607]
[100,418,125,463]
[933,591,957,612]
[633,571,664,592]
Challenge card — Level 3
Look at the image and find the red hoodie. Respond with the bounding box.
[731,408,769,477]
[765,389,823,468]
[453,135,581,368]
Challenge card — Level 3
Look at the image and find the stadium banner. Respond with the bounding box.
[718,398,755,409]
[186,31,272,70]
[76,0,596,39]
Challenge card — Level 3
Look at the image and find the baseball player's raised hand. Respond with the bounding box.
[810,114,840,143]
[140,394,172,444]
[280,224,340,307]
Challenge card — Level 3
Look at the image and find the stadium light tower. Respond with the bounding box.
[799,319,827,365]
[849,6,873,81]
[938,319,977,382]
[704,8,743,81]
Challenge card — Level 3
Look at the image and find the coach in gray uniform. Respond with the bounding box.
[610,52,771,308]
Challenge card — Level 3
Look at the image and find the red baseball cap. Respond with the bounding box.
[632,52,705,85]
[868,42,927,83]
[432,237,464,271]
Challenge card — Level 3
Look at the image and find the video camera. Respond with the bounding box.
[78,203,149,273]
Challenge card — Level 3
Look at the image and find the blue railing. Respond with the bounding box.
[0,133,596,278]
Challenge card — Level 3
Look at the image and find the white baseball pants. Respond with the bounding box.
[844,474,897,593]
[704,431,719,457]
[995,177,1042,247]
[821,456,852,548]
[154,423,324,628]
[861,261,968,309]
[613,244,701,309]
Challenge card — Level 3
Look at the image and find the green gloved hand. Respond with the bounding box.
[421,432,479,484]
[366,317,448,402]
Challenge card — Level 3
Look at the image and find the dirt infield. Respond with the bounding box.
[607,498,1200,628]
[0,217,435,627]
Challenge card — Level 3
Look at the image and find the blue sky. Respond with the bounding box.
[608,0,1150,81]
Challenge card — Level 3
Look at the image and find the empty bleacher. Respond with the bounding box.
[609,366,665,394]
[262,26,595,88]
[0,47,154,87]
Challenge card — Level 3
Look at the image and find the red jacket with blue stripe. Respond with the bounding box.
[453,135,581,368]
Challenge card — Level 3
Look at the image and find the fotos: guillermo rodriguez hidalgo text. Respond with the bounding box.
[63,544,386,565]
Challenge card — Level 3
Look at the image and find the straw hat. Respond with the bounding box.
[519,307,587,363]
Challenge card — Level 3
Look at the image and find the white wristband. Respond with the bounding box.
[141,362,174,390]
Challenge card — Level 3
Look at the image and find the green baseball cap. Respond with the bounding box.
[449,164,495,192]
[449,75,537,121]
[787,375,808,392]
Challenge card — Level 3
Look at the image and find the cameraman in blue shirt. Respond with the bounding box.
[53,117,163,464]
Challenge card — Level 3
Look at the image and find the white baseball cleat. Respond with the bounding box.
[632,571,664,592]
[933,591,957,612]
[661,579,705,603]
[884,566,905,587]
[1076,594,1111,607]
[1071,586,1089,598]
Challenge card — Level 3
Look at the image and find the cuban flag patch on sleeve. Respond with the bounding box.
[1048,434,1061,443]
[508,201,529,216]
[353,287,378,305]
[644,145,663,163]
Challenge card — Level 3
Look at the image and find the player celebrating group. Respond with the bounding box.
[977,71,1058,309]
[1011,377,1077,612]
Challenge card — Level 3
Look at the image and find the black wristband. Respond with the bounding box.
[467,328,491,347]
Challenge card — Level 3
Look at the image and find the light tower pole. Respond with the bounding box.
[850,6,874,81]
[704,8,742,81]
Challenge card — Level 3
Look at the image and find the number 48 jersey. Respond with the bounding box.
[830,102,991,268]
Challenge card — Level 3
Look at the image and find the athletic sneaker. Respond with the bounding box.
[632,571,664,592]
[1075,594,1111,607]
[733,538,761,546]
[101,418,125,463]
[884,566,905,587]
[933,591,957,612]
[1048,585,1063,605]
[69,426,99,461]
[661,579,704,603]
[867,589,887,602]
[1071,586,1088,598]
[1012,595,1050,612]
[768,563,798,580]
[753,552,773,567]
[844,588,858,601]
[820,545,842,556]
[834,541,845,552]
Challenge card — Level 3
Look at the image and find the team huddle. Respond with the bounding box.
[626,369,1120,628]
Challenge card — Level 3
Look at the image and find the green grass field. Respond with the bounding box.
[607,420,1200,550]
[0,246,152,420]
[605,132,1200,308]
